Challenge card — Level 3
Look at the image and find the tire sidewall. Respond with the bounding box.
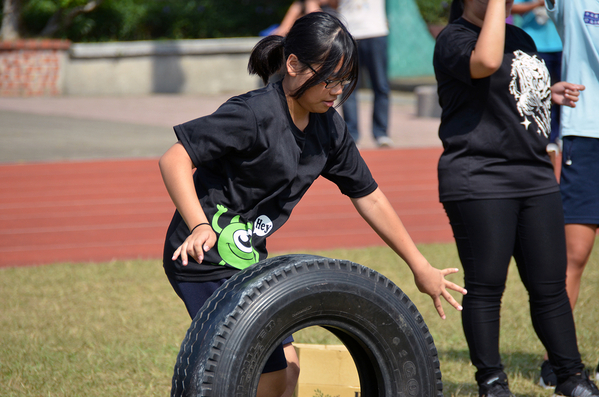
[173,255,442,397]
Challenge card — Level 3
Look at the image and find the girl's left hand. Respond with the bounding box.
[413,264,467,320]
[551,82,585,107]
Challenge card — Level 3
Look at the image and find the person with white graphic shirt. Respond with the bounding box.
[433,0,596,396]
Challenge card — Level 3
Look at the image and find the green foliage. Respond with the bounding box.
[414,0,451,25]
[19,0,291,42]
[8,0,450,41]
[313,389,339,397]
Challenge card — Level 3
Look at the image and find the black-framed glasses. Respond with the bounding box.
[304,63,352,89]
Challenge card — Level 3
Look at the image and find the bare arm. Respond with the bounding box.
[322,0,339,9]
[551,82,585,107]
[272,1,304,36]
[351,188,467,319]
[159,142,216,265]
[511,0,544,15]
[304,0,323,13]
[272,0,325,36]
[468,0,508,79]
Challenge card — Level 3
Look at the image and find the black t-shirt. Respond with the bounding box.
[164,81,378,282]
[433,18,559,202]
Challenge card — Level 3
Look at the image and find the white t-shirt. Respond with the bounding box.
[337,0,388,39]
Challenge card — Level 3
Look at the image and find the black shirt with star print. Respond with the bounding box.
[433,18,559,202]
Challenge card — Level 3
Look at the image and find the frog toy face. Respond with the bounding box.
[212,204,259,270]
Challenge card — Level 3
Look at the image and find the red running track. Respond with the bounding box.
[0,148,452,268]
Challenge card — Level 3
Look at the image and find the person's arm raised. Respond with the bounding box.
[468,0,508,78]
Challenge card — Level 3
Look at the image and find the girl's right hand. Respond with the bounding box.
[172,224,217,265]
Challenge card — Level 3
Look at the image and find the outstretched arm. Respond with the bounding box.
[351,188,467,319]
[159,142,216,265]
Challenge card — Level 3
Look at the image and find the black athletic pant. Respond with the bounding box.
[443,192,583,384]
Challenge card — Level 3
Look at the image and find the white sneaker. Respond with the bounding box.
[376,136,394,148]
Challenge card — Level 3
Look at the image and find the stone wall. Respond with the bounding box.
[0,37,261,97]
[0,39,70,97]
[66,38,261,96]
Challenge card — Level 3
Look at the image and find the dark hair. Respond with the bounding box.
[248,12,359,105]
[448,0,464,23]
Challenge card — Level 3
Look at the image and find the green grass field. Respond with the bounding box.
[1,241,598,396]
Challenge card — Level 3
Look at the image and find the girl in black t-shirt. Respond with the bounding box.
[434,1,597,397]
[160,12,466,397]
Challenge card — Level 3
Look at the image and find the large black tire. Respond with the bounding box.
[171,254,442,397]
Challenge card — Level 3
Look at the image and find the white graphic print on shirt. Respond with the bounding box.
[509,50,551,137]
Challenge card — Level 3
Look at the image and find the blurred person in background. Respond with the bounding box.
[272,0,338,36]
[337,0,393,148]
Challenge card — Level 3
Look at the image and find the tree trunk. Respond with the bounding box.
[1,0,21,40]
[40,0,105,37]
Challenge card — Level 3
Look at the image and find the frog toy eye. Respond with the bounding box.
[213,210,259,270]
[233,229,253,254]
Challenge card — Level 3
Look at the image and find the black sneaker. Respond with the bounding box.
[540,360,557,389]
[479,373,515,397]
[555,370,599,397]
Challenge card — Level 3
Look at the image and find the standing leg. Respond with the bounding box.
[341,88,360,142]
[564,223,597,308]
[342,51,361,143]
[282,344,300,397]
[512,193,584,384]
[360,35,390,144]
[443,199,518,385]
[541,136,599,385]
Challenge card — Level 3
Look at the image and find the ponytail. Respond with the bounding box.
[248,12,358,105]
[248,35,286,85]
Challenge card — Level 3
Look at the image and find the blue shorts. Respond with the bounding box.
[560,136,599,225]
[167,275,294,373]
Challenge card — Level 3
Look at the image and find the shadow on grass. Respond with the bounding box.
[439,348,548,397]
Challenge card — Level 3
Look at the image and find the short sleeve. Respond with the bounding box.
[321,114,378,198]
[434,24,478,85]
[173,97,258,168]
